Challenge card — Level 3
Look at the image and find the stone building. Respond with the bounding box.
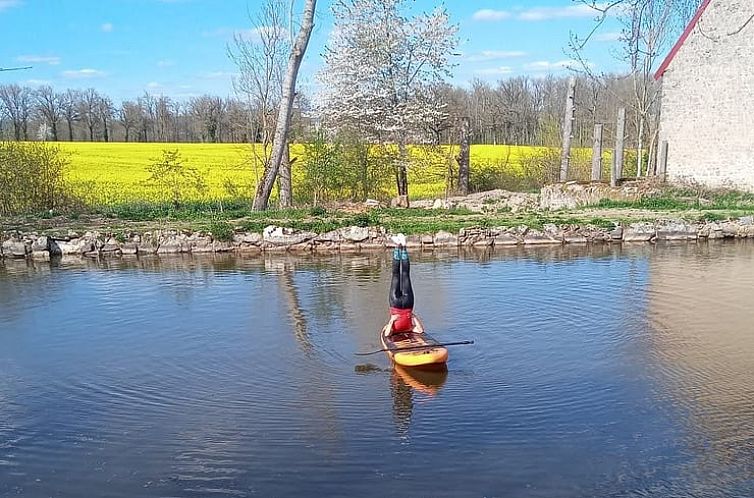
[655,0,754,191]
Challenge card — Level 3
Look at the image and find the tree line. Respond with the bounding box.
[0,74,649,150]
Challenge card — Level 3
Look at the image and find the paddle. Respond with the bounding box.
[355,340,475,356]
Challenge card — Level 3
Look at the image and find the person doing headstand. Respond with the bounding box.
[386,234,425,337]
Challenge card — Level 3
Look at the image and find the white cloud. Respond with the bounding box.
[472,9,511,22]
[474,4,606,22]
[101,22,113,32]
[199,71,237,79]
[202,25,288,42]
[146,81,163,89]
[17,55,60,65]
[595,31,622,42]
[524,60,578,71]
[518,5,601,21]
[475,66,514,76]
[62,68,107,79]
[0,0,20,12]
[466,50,527,62]
[25,79,52,86]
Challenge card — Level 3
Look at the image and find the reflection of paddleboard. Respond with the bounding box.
[380,322,449,368]
[394,365,448,395]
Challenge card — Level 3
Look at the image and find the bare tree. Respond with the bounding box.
[229,0,291,205]
[0,84,31,140]
[60,89,80,141]
[570,0,704,176]
[97,95,114,142]
[78,88,102,141]
[189,95,225,143]
[251,0,317,211]
[118,100,141,142]
[35,86,63,141]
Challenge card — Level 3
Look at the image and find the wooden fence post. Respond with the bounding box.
[457,116,470,195]
[612,107,626,187]
[591,123,604,182]
[560,77,576,182]
[657,140,669,180]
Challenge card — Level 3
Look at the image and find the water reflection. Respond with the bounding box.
[391,366,448,438]
[1,243,753,497]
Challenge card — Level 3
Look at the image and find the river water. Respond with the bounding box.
[1,242,753,498]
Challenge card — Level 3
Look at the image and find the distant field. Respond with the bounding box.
[55,142,602,205]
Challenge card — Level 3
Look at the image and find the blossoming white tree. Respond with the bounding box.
[318,0,458,205]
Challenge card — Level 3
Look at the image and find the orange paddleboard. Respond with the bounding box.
[380,322,449,368]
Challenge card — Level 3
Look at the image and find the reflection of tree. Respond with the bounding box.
[278,261,313,355]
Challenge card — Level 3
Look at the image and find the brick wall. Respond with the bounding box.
[659,0,754,191]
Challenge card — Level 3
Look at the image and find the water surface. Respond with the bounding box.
[1,243,753,497]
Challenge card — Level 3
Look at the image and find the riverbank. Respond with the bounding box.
[4,184,754,260]
[3,213,754,261]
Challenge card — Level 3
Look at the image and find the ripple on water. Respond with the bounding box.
[1,244,753,497]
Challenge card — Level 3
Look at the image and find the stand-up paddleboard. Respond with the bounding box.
[380,321,449,368]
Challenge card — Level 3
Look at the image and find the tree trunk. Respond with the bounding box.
[252,0,317,211]
[103,121,109,142]
[125,126,130,142]
[67,119,74,141]
[457,116,470,195]
[51,121,58,141]
[636,117,645,177]
[279,143,293,208]
[560,77,576,182]
[396,141,409,202]
[612,108,626,187]
[89,125,95,141]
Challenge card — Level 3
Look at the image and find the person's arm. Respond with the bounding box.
[412,315,425,334]
[384,315,397,337]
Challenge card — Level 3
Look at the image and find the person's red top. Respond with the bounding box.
[390,307,413,332]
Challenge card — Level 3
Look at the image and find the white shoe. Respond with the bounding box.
[390,233,406,246]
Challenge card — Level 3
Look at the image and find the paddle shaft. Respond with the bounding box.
[355,340,475,356]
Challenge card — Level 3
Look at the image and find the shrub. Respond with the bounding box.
[145,149,206,208]
[0,141,75,215]
[208,221,234,242]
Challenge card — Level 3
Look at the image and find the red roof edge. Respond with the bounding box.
[654,0,714,80]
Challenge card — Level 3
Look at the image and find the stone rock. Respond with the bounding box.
[101,237,121,254]
[656,221,697,241]
[31,236,49,253]
[564,233,588,244]
[56,237,95,255]
[493,232,520,246]
[360,241,385,250]
[263,226,316,246]
[405,235,422,248]
[213,241,234,253]
[739,216,753,225]
[390,195,410,208]
[721,222,740,237]
[339,242,360,252]
[610,226,624,240]
[539,181,661,210]
[420,235,434,245]
[340,226,370,243]
[523,229,562,245]
[289,242,314,252]
[365,199,381,208]
[137,233,159,254]
[188,235,214,253]
[432,199,449,209]
[623,223,656,243]
[233,233,262,245]
[433,231,458,246]
[157,232,189,254]
[472,237,494,247]
[705,222,724,239]
[316,230,342,243]
[31,250,50,261]
[121,242,139,255]
[3,239,30,257]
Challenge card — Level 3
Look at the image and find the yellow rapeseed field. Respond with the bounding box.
[56,142,603,205]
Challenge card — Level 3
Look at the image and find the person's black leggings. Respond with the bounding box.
[389,255,414,309]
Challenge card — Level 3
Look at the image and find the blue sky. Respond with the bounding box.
[0,0,627,101]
